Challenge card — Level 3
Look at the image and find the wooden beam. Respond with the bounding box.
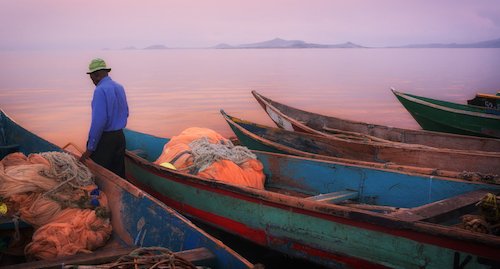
[1,247,215,269]
[176,247,216,265]
[306,190,358,203]
[342,203,403,213]
[389,189,493,223]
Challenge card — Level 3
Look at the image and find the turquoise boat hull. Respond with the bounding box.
[0,109,252,269]
[124,127,500,269]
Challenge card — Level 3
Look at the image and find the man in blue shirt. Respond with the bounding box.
[80,58,129,178]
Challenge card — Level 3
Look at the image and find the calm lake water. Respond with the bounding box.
[1,48,500,267]
[1,48,500,149]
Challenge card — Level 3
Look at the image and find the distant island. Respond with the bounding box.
[121,37,500,50]
[393,37,500,48]
[214,38,364,49]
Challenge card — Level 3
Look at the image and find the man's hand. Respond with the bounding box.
[79,150,93,163]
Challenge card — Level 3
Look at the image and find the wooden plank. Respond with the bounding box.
[390,189,493,222]
[1,247,215,269]
[306,190,358,203]
[176,247,216,265]
[342,203,403,213]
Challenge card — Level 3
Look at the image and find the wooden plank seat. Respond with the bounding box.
[389,189,494,223]
[306,190,359,204]
[1,247,215,269]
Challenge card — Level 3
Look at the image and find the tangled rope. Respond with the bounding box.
[188,137,257,174]
[40,152,94,197]
[462,215,492,234]
[461,193,500,235]
[477,193,499,223]
[103,247,197,269]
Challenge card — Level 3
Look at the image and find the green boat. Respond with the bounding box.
[392,89,500,138]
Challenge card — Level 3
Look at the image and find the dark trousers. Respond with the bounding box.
[91,129,126,178]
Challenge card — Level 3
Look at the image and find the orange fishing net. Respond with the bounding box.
[155,127,265,189]
[0,152,111,260]
[25,208,112,260]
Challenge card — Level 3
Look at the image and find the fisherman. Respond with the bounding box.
[80,58,129,178]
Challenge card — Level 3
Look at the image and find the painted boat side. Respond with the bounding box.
[251,90,500,152]
[0,109,253,269]
[467,93,500,111]
[393,90,500,138]
[123,128,500,269]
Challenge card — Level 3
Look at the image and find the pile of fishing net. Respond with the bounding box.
[155,127,265,189]
[0,151,112,260]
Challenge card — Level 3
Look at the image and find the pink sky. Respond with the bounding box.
[1,0,500,50]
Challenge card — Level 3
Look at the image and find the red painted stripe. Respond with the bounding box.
[128,175,389,268]
[290,243,389,269]
[126,159,500,261]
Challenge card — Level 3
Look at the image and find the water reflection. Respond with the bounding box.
[1,48,499,149]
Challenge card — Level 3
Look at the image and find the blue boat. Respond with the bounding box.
[123,125,500,268]
[0,108,253,269]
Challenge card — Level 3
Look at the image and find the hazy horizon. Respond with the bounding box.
[1,0,500,51]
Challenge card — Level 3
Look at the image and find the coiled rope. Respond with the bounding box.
[40,152,94,197]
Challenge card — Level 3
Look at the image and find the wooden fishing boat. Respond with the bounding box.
[124,126,500,268]
[467,92,500,111]
[0,109,253,269]
[222,110,500,182]
[392,89,500,138]
[251,90,500,151]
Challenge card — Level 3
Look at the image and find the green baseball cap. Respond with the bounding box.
[86,58,111,74]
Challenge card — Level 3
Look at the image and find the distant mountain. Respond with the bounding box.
[215,38,364,49]
[398,38,500,48]
[143,44,168,50]
[127,37,500,51]
[238,38,308,48]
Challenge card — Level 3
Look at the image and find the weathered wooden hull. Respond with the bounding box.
[252,90,500,152]
[222,110,500,180]
[0,109,252,269]
[393,90,500,138]
[124,128,500,269]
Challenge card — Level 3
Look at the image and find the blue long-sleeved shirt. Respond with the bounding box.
[87,76,129,151]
